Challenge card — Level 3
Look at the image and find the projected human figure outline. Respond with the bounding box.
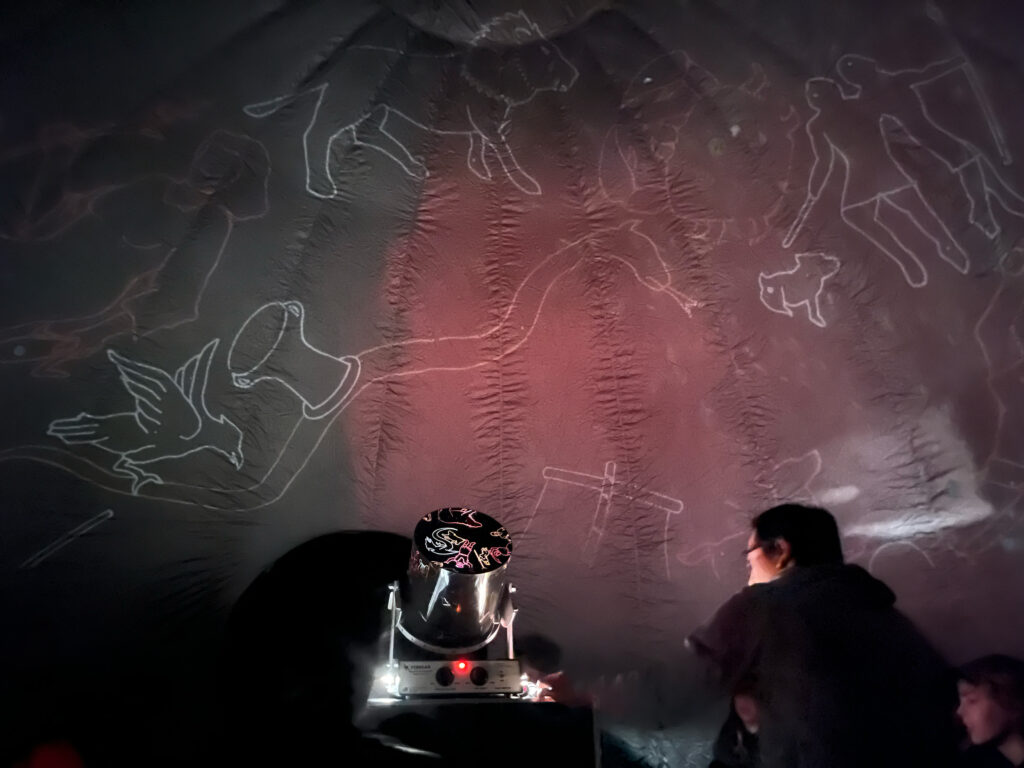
[243,11,578,198]
[784,76,971,288]
[0,130,271,377]
[834,54,1024,240]
[5,220,694,508]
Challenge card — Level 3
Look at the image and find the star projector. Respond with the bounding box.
[372,507,522,699]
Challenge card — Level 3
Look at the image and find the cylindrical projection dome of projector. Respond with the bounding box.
[399,507,514,653]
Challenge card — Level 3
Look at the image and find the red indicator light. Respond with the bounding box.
[456,660,468,671]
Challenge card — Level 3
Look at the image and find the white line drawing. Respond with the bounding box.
[675,530,747,583]
[759,449,861,509]
[598,50,802,246]
[243,11,577,198]
[19,508,114,569]
[7,220,693,508]
[954,280,1024,552]
[866,539,936,576]
[758,251,840,328]
[758,449,823,506]
[784,75,974,288]
[46,339,243,493]
[523,461,684,580]
[0,131,270,377]
[0,102,203,242]
[835,54,1023,240]
[924,0,1013,166]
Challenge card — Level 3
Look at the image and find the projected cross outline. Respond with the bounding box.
[524,461,684,580]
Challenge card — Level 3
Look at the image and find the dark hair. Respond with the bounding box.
[959,655,1024,727]
[517,634,562,675]
[752,503,844,566]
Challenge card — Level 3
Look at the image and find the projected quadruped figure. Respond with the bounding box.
[11,220,688,508]
[243,11,577,198]
[757,251,841,328]
[0,131,270,377]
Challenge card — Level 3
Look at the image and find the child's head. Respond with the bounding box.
[956,655,1024,746]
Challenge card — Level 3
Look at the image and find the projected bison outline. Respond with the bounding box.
[12,220,693,505]
[243,11,577,198]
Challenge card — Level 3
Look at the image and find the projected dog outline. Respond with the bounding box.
[0,130,271,377]
[523,461,684,580]
[45,339,244,493]
[6,220,693,507]
[243,11,577,197]
[758,251,840,328]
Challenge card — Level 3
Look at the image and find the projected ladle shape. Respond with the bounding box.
[227,301,361,420]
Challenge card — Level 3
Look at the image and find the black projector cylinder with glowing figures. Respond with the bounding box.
[398,507,513,654]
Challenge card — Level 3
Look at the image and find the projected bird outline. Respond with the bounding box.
[46,339,243,493]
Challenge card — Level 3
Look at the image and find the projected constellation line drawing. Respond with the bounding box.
[785,51,1024,288]
[45,339,243,493]
[958,280,1024,552]
[866,539,935,577]
[598,50,802,246]
[4,221,694,508]
[758,251,840,328]
[243,11,577,198]
[784,74,973,288]
[523,461,684,580]
[835,54,1022,240]
[19,508,114,569]
[924,0,1013,167]
[675,531,747,583]
[0,102,202,242]
[0,131,271,377]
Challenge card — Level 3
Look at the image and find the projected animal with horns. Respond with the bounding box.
[46,339,243,493]
[243,11,577,197]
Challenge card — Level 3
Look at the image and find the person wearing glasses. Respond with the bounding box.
[687,503,958,768]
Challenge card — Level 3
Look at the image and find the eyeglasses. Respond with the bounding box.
[742,543,763,570]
